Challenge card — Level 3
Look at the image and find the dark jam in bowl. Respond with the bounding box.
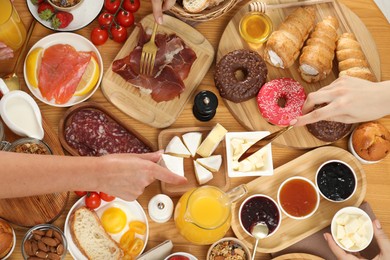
[317,161,356,201]
[240,196,280,235]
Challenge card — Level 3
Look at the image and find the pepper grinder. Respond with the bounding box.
[192,90,218,122]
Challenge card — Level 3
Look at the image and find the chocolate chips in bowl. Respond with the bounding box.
[6,138,52,155]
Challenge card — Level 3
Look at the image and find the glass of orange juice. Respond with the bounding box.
[0,0,27,51]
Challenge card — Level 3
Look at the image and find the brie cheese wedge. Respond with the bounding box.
[182,132,202,157]
[193,160,213,185]
[196,154,222,172]
[159,154,184,177]
[165,136,191,158]
[197,123,227,158]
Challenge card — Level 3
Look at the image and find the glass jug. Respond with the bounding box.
[174,185,248,245]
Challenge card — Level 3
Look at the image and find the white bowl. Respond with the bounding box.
[164,252,198,260]
[315,160,357,203]
[331,207,373,252]
[207,237,251,259]
[225,131,273,177]
[48,0,84,12]
[348,130,381,164]
[277,176,320,220]
[239,194,281,238]
[1,226,16,260]
[24,32,103,107]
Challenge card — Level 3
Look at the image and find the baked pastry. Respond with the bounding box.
[352,121,390,161]
[264,7,316,69]
[0,219,14,259]
[299,16,339,82]
[336,33,376,81]
[214,49,267,103]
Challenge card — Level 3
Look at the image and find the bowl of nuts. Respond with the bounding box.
[21,224,67,259]
[6,138,52,155]
[207,237,251,260]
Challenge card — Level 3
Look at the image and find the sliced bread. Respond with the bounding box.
[183,0,209,13]
[70,206,123,260]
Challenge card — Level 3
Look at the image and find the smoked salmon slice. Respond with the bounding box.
[38,44,92,104]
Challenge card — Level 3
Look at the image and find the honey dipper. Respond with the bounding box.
[249,0,335,13]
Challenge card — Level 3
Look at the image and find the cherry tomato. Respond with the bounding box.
[91,27,108,46]
[127,238,144,256]
[123,0,140,13]
[99,192,115,202]
[104,0,121,13]
[116,10,134,28]
[128,220,146,235]
[98,11,114,28]
[85,192,101,209]
[111,25,127,43]
[120,229,135,249]
[74,191,87,197]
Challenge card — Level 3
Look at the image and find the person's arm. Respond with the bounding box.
[291,76,390,126]
[151,0,176,24]
[0,150,187,200]
[0,42,13,60]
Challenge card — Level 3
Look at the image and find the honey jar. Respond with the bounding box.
[239,12,273,44]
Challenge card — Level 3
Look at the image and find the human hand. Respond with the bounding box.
[98,150,187,201]
[290,76,390,126]
[151,0,176,24]
[324,219,390,260]
[0,42,14,60]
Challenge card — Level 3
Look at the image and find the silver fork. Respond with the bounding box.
[140,22,159,76]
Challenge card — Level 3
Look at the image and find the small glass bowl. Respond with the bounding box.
[207,237,251,259]
[21,224,67,260]
[48,0,84,11]
[0,218,16,260]
[239,12,273,44]
[6,138,52,155]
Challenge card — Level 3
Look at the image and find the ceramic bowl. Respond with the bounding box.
[348,130,380,164]
[164,252,198,260]
[316,160,357,203]
[48,0,84,11]
[277,176,320,220]
[331,207,373,252]
[207,237,251,259]
[0,219,16,260]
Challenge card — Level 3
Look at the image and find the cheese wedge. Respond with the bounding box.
[165,136,191,158]
[193,160,213,185]
[182,132,202,157]
[197,123,228,158]
[196,155,222,172]
[159,154,184,176]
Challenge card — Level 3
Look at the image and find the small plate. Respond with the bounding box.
[64,197,149,260]
[24,33,103,107]
[26,0,103,31]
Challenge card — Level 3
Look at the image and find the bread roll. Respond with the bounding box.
[336,33,376,81]
[299,16,339,82]
[352,121,390,161]
[264,7,316,68]
[183,0,209,13]
[0,219,14,259]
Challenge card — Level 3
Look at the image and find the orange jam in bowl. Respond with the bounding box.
[239,12,273,44]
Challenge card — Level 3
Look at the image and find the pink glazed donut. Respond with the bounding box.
[257,78,306,126]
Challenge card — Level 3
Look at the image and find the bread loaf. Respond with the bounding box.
[183,0,209,13]
[70,206,123,260]
[336,33,376,81]
[0,219,14,259]
[299,16,339,82]
[264,7,316,68]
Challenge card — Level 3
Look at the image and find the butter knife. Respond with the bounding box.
[237,125,293,162]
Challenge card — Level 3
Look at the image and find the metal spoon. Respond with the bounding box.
[250,222,269,260]
[2,20,36,91]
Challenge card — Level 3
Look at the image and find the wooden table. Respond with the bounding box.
[2,0,390,259]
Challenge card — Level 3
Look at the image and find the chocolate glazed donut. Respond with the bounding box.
[214,49,267,103]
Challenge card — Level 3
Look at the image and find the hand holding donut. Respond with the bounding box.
[291,76,390,126]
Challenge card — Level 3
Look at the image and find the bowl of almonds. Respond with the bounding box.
[21,224,67,260]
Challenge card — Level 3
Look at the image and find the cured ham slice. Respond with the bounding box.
[112,24,197,102]
[38,44,92,104]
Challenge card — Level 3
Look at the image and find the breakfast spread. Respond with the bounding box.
[299,16,339,82]
[214,49,267,103]
[264,7,316,68]
[257,78,306,126]
[112,24,197,102]
[64,108,152,156]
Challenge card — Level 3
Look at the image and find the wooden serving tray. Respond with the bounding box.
[0,117,69,227]
[158,127,230,197]
[58,101,156,156]
[102,14,215,128]
[231,146,366,253]
[272,253,324,260]
[217,0,381,149]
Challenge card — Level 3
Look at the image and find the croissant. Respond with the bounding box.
[299,16,339,83]
[336,33,376,81]
[264,7,316,69]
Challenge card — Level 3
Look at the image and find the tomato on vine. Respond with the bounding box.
[111,25,128,43]
[123,0,140,13]
[98,11,114,28]
[91,27,109,45]
[117,10,134,28]
[85,192,101,210]
[99,192,116,202]
[104,0,121,13]
[74,191,87,197]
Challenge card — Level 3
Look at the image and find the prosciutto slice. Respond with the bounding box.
[38,44,92,104]
[112,24,197,102]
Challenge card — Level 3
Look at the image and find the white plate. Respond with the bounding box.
[26,0,103,31]
[64,197,149,259]
[23,32,103,107]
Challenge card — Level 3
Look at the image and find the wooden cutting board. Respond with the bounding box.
[217,0,381,148]
[102,14,215,128]
[272,253,324,260]
[231,146,366,253]
[0,117,69,227]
